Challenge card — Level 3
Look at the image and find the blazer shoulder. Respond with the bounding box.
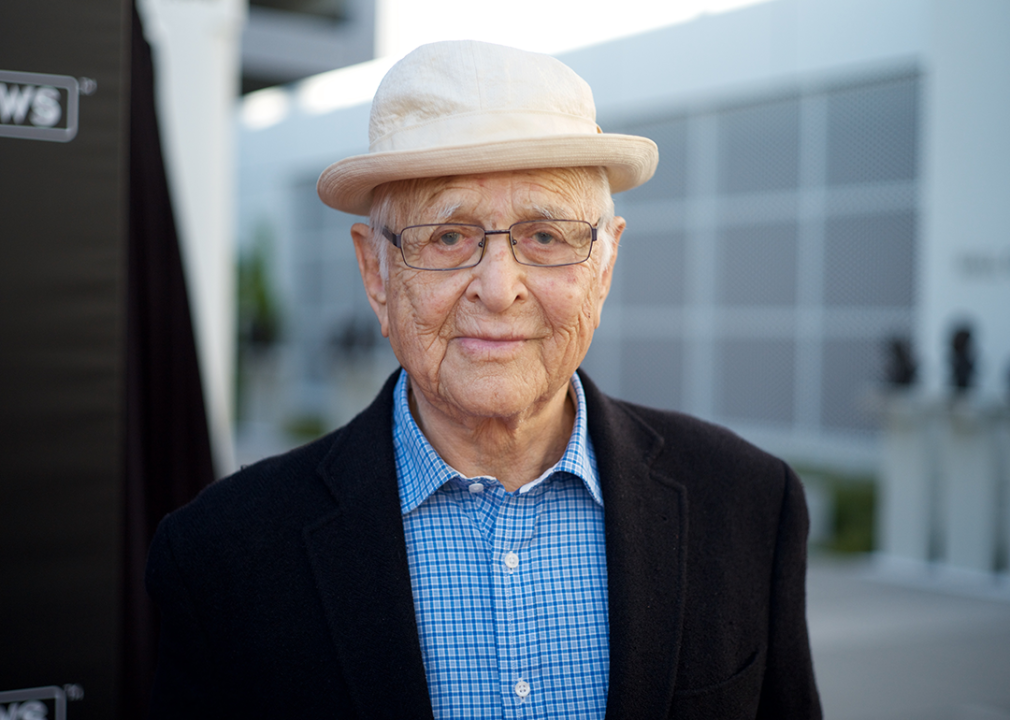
[149,428,341,571]
[596,392,784,474]
[153,369,401,555]
[622,399,780,467]
[578,370,792,499]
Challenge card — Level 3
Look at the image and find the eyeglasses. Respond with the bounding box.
[382,219,598,271]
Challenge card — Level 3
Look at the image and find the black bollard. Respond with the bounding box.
[949,324,976,392]
[885,336,917,387]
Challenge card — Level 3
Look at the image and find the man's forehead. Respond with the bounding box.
[399,168,599,220]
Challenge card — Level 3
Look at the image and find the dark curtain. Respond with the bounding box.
[122,4,217,716]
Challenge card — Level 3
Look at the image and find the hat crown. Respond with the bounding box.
[317,40,658,216]
[369,40,601,153]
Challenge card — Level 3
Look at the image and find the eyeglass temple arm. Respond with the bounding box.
[381,227,401,248]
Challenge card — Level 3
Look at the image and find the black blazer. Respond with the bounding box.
[147,370,821,719]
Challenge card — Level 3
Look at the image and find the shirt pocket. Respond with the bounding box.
[669,647,764,720]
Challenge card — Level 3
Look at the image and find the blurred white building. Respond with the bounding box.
[234,0,1010,481]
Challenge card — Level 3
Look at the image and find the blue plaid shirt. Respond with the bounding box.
[393,369,609,719]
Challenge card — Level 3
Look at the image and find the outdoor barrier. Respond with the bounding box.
[879,393,1010,580]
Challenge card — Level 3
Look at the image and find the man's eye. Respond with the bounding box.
[437,231,463,246]
[532,232,557,245]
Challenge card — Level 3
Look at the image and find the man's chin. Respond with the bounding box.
[436,370,550,423]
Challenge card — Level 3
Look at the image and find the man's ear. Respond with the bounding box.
[351,223,390,338]
[594,216,624,324]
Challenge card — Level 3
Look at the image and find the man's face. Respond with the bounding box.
[352,168,624,424]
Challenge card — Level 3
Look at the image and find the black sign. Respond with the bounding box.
[0,1,128,718]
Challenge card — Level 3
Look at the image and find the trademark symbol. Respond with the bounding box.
[78,78,97,95]
[62,685,84,701]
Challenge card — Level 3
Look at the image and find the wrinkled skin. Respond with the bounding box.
[352,169,624,490]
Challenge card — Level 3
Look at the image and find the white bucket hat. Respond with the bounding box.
[317,40,659,216]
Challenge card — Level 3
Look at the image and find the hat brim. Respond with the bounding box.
[317,133,658,216]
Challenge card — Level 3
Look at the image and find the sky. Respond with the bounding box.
[376,0,771,58]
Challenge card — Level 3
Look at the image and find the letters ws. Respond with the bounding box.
[0,84,62,127]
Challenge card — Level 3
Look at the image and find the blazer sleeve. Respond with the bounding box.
[757,463,822,719]
[145,518,228,720]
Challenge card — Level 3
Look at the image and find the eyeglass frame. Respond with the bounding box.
[381,219,599,271]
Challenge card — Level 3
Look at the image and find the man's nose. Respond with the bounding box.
[467,230,527,311]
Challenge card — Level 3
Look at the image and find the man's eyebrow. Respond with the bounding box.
[427,200,463,222]
[527,204,574,220]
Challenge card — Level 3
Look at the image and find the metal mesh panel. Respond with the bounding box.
[321,210,363,307]
[715,338,796,424]
[827,77,918,185]
[821,337,885,432]
[292,179,326,306]
[620,116,688,202]
[578,338,619,396]
[824,211,915,307]
[296,258,324,304]
[621,339,683,410]
[323,260,361,313]
[718,97,800,194]
[717,222,798,306]
[620,231,686,305]
[291,178,377,385]
[293,176,328,233]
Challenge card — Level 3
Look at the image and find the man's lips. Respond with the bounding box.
[460,333,526,342]
[453,335,529,355]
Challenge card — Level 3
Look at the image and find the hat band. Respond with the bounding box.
[370,109,601,153]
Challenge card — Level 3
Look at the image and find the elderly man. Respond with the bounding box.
[147,41,821,719]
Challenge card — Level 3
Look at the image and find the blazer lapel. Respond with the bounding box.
[303,372,435,720]
[581,372,688,720]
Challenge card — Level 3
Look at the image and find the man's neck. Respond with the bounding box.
[408,381,576,493]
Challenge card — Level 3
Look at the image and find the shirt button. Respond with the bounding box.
[468,482,484,494]
[514,679,530,699]
[504,551,519,569]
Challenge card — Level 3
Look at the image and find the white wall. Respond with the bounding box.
[919,0,1010,400]
[560,0,927,117]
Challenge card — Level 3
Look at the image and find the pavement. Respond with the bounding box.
[807,556,1010,720]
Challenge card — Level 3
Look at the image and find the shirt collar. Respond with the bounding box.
[392,369,602,515]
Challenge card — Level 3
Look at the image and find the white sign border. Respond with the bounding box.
[0,685,67,720]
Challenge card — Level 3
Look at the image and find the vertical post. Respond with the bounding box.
[995,403,1010,577]
[137,0,246,476]
[938,399,999,573]
[878,394,935,566]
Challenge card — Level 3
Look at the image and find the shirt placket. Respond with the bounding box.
[491,488,542,719]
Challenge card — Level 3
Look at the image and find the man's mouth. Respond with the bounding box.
[454,335,528,356]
